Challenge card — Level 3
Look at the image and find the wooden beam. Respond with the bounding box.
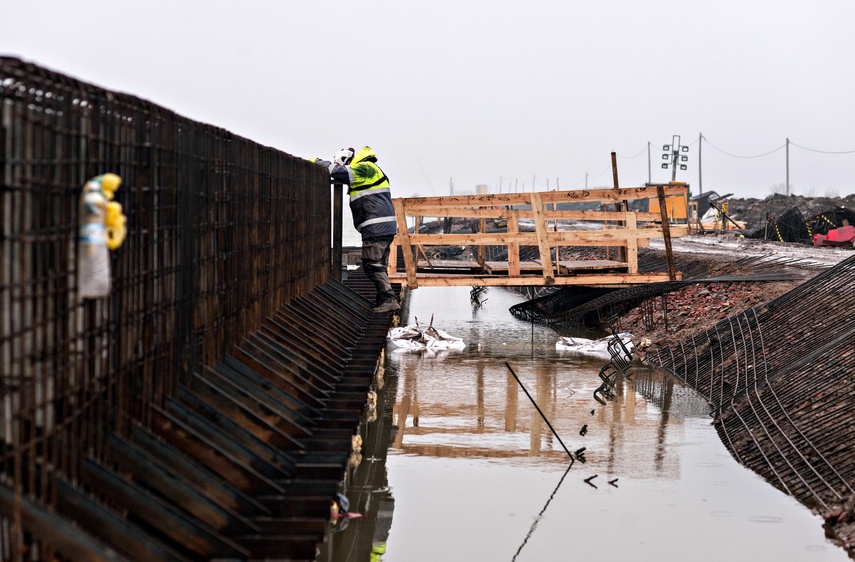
[400,206,665,222]
[78,457,250,559]
[129,423,271,517]
[392,198,418,288]
[529,193,555,284]
[626,213,638,274]
[400,184,687,208]
[507,211,520,276]
[388,238,398,275]
[54,477,194,562]
[657,184,677,281]
[404,227,688,246]
[107,432,260,535]
[0,481,138,562]
[388,272,682,287]
[477,216,486,270]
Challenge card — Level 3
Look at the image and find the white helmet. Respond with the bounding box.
[334,147,355,166]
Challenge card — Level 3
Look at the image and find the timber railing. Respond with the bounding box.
[0,57,333,557]
[390,184,689,288]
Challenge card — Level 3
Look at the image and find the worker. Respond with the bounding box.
[313,146,400,313]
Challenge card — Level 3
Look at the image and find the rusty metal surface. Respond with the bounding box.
[647,254,855,514]
[0,57,389,561]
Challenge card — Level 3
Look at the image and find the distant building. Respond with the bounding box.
[476,184,489,195]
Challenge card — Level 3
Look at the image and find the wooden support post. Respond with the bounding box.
[529,193,555,284]
[625,212,638,274]
[611,152,627,263]
[508,210,521,277]
[393,199,418,288]
[477,216,487,270]
[552,201,559,267]
[656,185,677,281]
[388,238,398,275]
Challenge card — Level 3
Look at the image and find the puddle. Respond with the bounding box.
[319,286,845,561]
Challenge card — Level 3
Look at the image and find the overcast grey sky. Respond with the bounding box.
[3,0,854,199]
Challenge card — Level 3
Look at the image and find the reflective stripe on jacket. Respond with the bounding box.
[330,148,397,239]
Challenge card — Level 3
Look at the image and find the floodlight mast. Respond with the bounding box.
[661,134,688,181]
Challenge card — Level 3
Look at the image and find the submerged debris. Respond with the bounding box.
[556,332,634,361]
[387,314,465,353]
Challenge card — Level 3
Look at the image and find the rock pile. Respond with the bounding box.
[724,192,855,233]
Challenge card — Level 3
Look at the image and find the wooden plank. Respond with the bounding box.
[54,477,193,562]
[0,482,135,562]
[388,272,681,287]
[129,423,271,517]
[399,184,687,208]
[400,206,666,222]
[231,345,327,411]
[186,372,307,451]
[149,405,284,495]
[388,238,398,274]
[507,211,521,276]
[217,356,318,431]
[107,433,260,536]
[477,216,486,269]
[404,226,688,246]
[393,198,418,288]
[414,259,627,274]
[529,193,555,284]
[555,259,628,271]
[412,258,536,269]
[657,184,677,281]
[167,393,296,481]
[626,213,639,274]
[78,457,250,560]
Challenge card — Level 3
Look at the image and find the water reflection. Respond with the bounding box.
[388,349,712,482]
[320,287,845,562]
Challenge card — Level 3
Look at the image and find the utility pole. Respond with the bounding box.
[698,132,703,195]
[786,137,790,196]
[647,141,652,184]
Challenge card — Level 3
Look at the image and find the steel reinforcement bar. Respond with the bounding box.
[647,253,855,513]
[0,58,383,561]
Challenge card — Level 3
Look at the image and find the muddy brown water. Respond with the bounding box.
[318,286,846,562]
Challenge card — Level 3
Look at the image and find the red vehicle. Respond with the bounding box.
[813,225,855,247]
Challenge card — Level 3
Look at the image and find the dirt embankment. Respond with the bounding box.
[621,278,798,352]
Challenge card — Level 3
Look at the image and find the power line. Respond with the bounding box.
[701,135,786,159]
[587,164,611,178]
[789,141,855,155]
[616,146,648,159]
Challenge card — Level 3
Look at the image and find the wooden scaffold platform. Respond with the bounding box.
[389,183,689,288]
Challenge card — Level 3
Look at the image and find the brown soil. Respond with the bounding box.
[620,279,799,355]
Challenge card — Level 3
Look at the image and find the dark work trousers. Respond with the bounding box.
[362,236,396,305]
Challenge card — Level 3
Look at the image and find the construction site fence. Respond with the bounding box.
[0,57,330,548]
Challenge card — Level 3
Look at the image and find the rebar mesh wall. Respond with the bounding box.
[0,57,330,551]
[647,253,855,511]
